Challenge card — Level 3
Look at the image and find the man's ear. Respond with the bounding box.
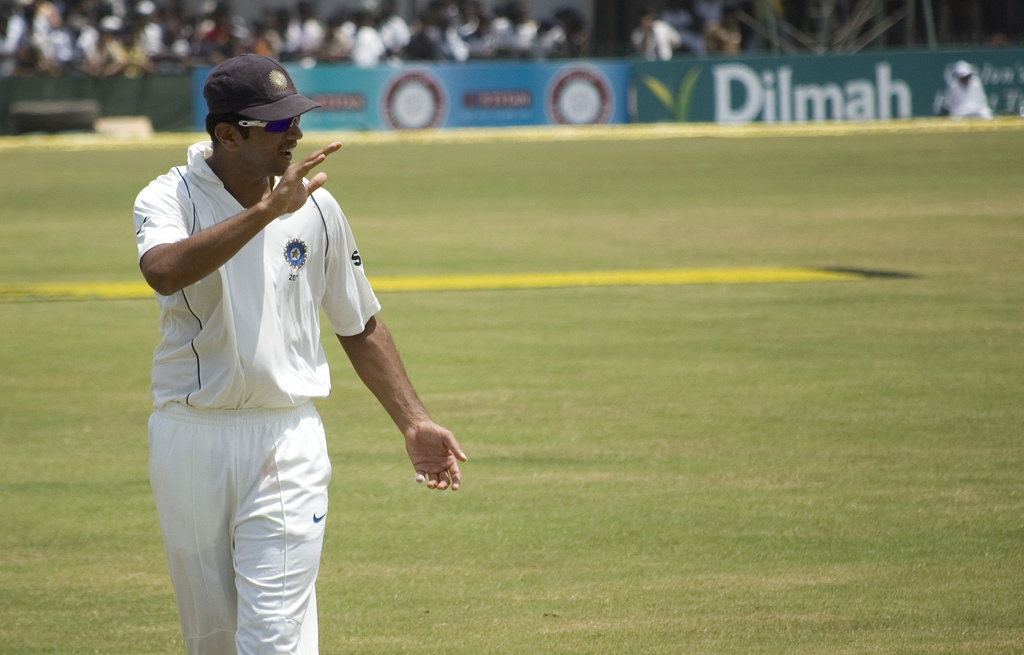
[214,122,243,151]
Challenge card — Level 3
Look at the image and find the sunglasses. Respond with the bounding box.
[236,116,300,132]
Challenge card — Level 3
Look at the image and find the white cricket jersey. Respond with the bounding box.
[943,74,993,119]
[133,142,381,410]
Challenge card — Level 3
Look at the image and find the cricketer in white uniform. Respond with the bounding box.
[133,54,466,655]
[942,60,993,120]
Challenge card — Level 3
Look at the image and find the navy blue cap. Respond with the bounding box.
[203,54,320,120]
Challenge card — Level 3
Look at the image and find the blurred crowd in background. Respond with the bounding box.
[0,0,589,77]
[1,0,1021,77]
[632,0,1024,61]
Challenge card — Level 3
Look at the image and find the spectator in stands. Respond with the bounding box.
[80,14,127,76]
[161,7,197,68]
[17,0,65,71]
[350,10,386,67]
[39,10,78,72]
[531,9,586,60]
[942,59,993,119]
[68,8,100,71]
[456,0,482,41]
[405,0,468,62]
[441,0,461,26]
[317,11,353,63]
[405,4,439,60]
[660,0,706,56]
[695,0,723,30]
[378,1,410,58]
[28,0,62,40]
[492,1,537,58]
[0,11,15,76]
[10,40,58,76]
[404,4,441,60]
[195,2,242,63]
[534,16,567,59]
[554,8,588,58]
[99,0,128,20]
[463,11,498,58]
[250,11,285,61]
[122,19,155,77]
[5,2,31,54]
[705,2,742,54]
[282,1,323,63]
[135,1,166,60]
[632,4,681,61]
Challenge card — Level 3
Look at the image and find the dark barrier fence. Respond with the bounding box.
[0,74,192,134]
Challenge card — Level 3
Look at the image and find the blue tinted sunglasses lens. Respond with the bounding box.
[265,118,295,132]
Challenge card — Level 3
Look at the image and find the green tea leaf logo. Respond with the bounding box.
[642,68,702,122]
[643,76,674,108]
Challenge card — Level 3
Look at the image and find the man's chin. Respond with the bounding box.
[273,160,291,177]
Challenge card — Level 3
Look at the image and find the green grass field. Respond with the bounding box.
[1,124,1022,654]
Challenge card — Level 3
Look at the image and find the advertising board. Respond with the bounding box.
[633,50,1024,125]
[192,61,631,131]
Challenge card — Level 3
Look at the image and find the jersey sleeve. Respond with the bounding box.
[316,190,382,336]
[134,169,193,262]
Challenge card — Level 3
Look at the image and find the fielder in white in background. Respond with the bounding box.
[133,53,465,655]
[942,60,993,120]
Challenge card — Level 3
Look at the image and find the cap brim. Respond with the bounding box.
[238,94,321,121]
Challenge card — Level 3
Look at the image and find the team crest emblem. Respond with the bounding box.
[546,67,614,125]
[269,70,289,92]
[381,70,447,130]
[285,239,307,269]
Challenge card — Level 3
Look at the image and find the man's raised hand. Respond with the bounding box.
[268,142,342,216]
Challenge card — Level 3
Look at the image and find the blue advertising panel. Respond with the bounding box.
[290,66,386,131]
[193,61,631,131]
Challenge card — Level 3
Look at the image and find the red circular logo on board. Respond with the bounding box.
[546,67,614,125]
[381,70,448,130]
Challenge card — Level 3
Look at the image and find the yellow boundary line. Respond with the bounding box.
[369,267,861,291]
[0,268,863,302]
[1,117,1020,152]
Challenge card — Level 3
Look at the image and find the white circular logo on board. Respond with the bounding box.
[547,67,614,125]
[382,71,447,130]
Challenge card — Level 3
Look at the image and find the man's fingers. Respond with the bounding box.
[295,142,341,175]
[445,434,468,462]
[317,141,343,157]
[305,172,328,194]
[405,421,464,490]
[304,142,342,168]
[414,467,459,490]
[294,154,325,178]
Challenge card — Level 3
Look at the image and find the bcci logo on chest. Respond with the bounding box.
[284,238,307,281]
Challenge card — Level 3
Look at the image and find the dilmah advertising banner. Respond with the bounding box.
[633,49,1024,124]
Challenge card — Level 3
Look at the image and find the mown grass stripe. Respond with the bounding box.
[0,267,864,302]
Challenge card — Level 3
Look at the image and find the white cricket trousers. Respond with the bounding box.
[149,402,332,655]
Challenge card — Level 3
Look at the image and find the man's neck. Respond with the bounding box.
[206,152,273,209]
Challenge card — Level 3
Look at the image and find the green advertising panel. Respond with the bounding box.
[634,49,1024,124]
